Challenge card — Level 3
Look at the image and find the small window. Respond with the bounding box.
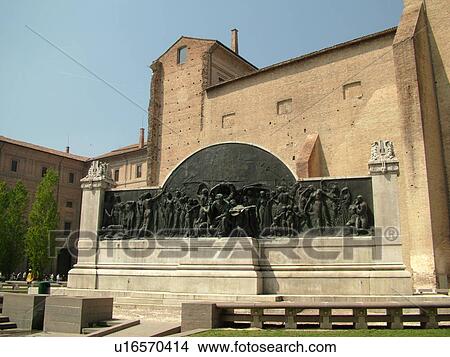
[222,113,236,129]
[136,164,142,178]
[69,172,75,184]
[277,99,292,115]
[177,46,187,64]
[66,201,73,208]
[41,167,48,177]
[11,160,18,172]
[114,169,120,182]
[63,221,72,236]
[343,81,362,100]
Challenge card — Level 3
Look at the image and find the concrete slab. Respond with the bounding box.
[2,293,47,330]
[44,296,113,334]
[108,320,180,337]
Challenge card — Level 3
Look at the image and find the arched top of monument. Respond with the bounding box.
[163,142,296,196]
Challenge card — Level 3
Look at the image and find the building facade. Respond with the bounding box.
[0,136,88,274]
[146,0,450,291]
[0,127,148,274]
[90,128,147,190]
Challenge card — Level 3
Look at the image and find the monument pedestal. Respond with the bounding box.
[69,237,263,295]
[69,235,411,295]
[260,234,412,295]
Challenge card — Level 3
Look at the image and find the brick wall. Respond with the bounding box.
[145,0,450,289]
[203,32,400,182]
[147,37,255,186]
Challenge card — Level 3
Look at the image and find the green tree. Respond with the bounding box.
[25,169,59,276]
[0,182,10,275]
[0,181,29,276]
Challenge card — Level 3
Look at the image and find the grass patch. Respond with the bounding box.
[192,328,450,337]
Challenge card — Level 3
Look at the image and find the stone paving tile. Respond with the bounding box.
[113,304,181,323]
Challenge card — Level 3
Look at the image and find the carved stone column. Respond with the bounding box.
[68,161,114,289]
[368,140,406,270]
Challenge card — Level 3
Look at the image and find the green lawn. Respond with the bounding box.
[193,328,450,337]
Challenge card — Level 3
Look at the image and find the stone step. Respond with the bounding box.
[81,319,135,335]
[0,321,17,330]
[115,298,164,305]
[82,327,101,335]
[103,319,129,326]
[0,316,10,323]
[112,294,283,308]
[115,300,197,307]
[64,288,283,304]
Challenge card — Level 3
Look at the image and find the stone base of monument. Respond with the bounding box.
[68,236,412,296]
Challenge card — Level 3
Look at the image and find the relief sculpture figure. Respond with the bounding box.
[100,179,373,239]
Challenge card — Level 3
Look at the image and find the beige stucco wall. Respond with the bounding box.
[421,0,450,213]
[424,0,450,284]
[97,150,147,189]
[202,32,400,180]
[393,1,450,289]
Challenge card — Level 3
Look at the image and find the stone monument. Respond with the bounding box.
[68,142,412,295]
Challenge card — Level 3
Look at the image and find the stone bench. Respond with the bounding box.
[43,296,113,334]
[181,301,450,331]
[2,293,47,330]
[1,281,29,290]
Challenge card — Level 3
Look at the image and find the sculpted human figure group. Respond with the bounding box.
[101,180,371,239]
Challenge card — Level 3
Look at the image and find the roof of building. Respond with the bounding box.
[206,27,397,91]
[152,35,258,71]
[0,135,89,162]
[91,142,147,160]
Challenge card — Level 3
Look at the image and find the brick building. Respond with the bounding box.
[0,135,88,274]
[2,0,449,291]
[0,127,147,274]
[145,0,450,291]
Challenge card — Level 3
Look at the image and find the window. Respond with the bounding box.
[63,221,72,236]
[277,98,292,115]
[66,201,73,208]
[114,169,120,182]
[136,164,142,178]
[41,167,48,177]
[69,172,75,184]
[11,160,18,172]
[177,46,187,64]
[222,113,236,129]
[343,81,362,100]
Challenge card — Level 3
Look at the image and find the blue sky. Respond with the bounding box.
[0,0,403,157]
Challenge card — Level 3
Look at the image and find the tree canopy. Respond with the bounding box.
[0,181,28,276]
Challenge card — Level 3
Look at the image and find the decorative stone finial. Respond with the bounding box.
[368,140,399,175]
[81,160,114,189]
